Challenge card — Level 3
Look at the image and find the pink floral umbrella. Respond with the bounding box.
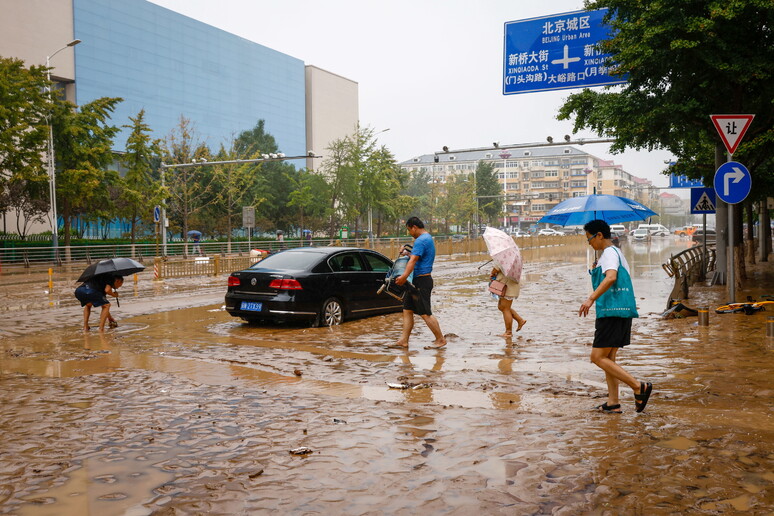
[482,227,522,282]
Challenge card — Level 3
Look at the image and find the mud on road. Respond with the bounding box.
[1,240,773,514]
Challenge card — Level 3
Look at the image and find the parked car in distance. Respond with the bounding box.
[225,247,402,327]
[537,228,564,236]
[512,230,531,237]
[675,225,697,237]
[631,228,651,242]
[637,223,670,237]
[692,228,716,244]
[611,231,621,247]
[609,224,628,236]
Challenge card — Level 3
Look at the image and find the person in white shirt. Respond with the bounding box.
[579,219,652,414]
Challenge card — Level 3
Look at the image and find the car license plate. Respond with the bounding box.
[241,301,262,312]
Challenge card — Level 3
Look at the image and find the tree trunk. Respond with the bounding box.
[733,203,744,287]
[745,199,755,265]
[62,199,71,247]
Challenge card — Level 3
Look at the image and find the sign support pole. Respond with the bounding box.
[727,152,735,303]
[700,213,707,282]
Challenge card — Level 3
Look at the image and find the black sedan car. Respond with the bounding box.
[225,247,403,326]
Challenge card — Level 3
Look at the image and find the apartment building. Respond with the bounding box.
[399,144,655,225]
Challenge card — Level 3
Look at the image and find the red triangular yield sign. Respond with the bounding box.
[710,114,754,155]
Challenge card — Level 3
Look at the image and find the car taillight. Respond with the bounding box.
[228,276,241,287]
[268,278,303,290]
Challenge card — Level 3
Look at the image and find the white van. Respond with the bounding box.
[637,224,670,236]
[609,224,627,235]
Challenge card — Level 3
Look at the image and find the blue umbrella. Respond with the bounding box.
[187,230,202,238]
[537,194,657,227]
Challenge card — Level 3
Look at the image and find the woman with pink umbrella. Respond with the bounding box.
[483,227,527,336]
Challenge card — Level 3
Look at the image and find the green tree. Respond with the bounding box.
[120,109,163,243]
[557,0,774,279]
[320,136,359,238]
[3,178,49,238]
[0,57,51,229]
[233,120,296,232]
[52,95,122,246]
[205,140,266,244]
[475,160,502,225]
[320,125,398,238]
[163,116,214,240]
[402,168,432,221]
[287,169,331,235]
[559,0,773,181]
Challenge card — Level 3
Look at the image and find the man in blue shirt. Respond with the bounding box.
[395,217,446,349]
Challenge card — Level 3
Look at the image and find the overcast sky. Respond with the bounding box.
[149,0,674,187]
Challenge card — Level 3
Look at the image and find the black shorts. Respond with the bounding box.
[403,275,433,316]
[593,317,632,348]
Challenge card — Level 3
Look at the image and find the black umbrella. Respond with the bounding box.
[77,258,145,283]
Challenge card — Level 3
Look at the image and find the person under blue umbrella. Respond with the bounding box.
[578,219,652,414]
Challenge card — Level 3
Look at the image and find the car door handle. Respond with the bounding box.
[341,280,350,284]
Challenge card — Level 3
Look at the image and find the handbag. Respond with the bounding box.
[590,247,639,318]
[488,279,507,296]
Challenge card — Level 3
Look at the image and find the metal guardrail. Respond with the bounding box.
[0,234,574,277]
[662,245,716,309]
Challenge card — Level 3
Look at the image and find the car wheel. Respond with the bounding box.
[316,297,343,327]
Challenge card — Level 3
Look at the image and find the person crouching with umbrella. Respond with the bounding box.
[74,275,124,331]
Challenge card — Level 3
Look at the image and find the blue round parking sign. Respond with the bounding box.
[713,161,751,205]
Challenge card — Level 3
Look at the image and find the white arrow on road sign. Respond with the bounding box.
[714,161,751,205]
[722,166,745,196]
[710,114,754,155]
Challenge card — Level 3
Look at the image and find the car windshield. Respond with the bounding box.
[249,250,322,271]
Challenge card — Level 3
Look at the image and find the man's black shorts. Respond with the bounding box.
[403,275,433,316]
[593,317,632,348]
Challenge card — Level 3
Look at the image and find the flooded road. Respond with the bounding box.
[1,237,773,514]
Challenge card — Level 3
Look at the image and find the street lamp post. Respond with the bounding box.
[46,39,81,251]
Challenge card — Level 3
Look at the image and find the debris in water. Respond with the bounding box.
[387,382,432,390]
[289,447,313,455]
[387,383,409,389]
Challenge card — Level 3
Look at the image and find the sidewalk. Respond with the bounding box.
[667,255,774,346]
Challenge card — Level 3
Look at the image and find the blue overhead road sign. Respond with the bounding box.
[713,162,751,205]
[669,174,704,188]
[503,8,627,95]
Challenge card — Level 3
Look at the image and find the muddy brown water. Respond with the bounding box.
[1,238,773,514]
